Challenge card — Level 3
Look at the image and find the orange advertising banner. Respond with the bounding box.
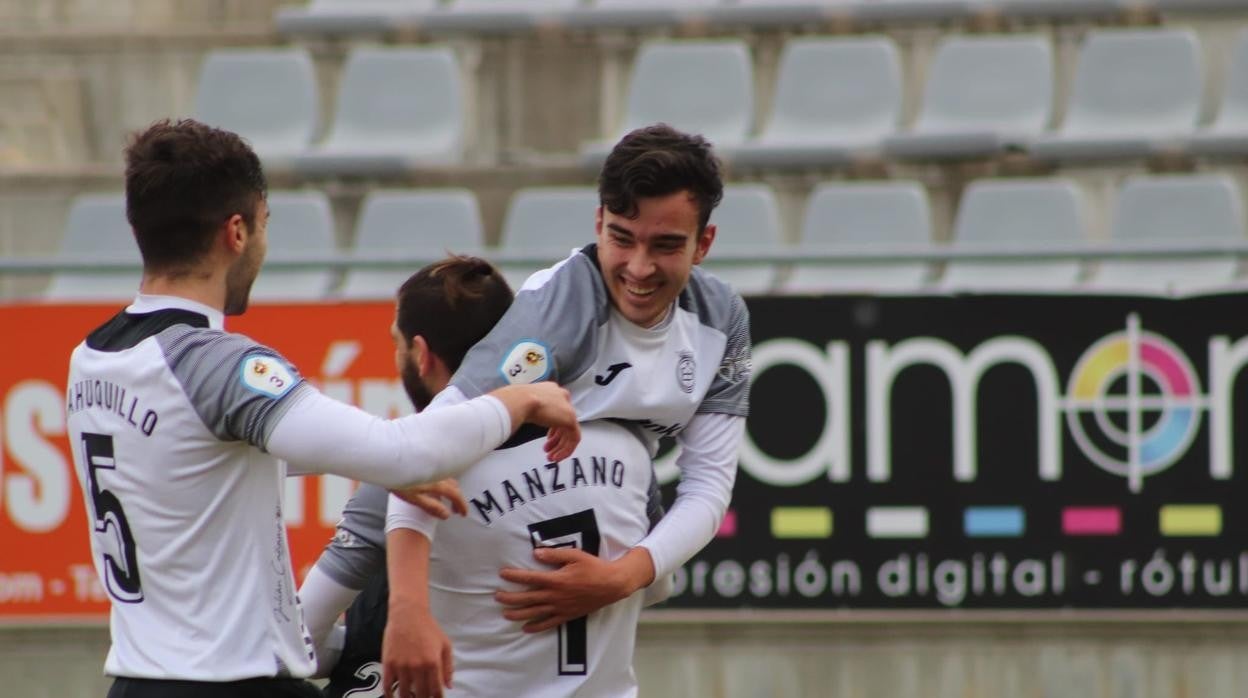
[1,301,405,622]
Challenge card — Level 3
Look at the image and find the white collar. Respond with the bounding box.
[126,294,225,330]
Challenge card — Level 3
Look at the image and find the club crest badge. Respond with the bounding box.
[677,351,696,393]
[500,340,551,384]
[241,354,296,398]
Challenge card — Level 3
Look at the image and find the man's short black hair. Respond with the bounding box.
[124,118,267,274]
[598,123,724,232]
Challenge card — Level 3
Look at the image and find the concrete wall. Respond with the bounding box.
[6,616,1248,697]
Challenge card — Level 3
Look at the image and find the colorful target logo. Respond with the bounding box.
[1065,315,1204,492]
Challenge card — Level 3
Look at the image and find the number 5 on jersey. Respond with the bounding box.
[81,432,144,603]
[528,509,600,676]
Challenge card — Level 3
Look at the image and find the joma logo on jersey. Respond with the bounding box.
[595,362,632,386]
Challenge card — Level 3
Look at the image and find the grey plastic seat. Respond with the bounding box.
[193,49,318,169]
[885,35,1053,160]
[783,182,931,294]
[422,0,579,33]
[706,1,847,28]
[990,0,1124,19]
[1189,30,1248,157]
[276,0,434,36]
[45,194,141,302]
[297,47,463,177]
[564,0,718,29]
[942,179,1087,292]
[850,0,978,21]
[498,187,599,290]
[580,41,753,167]
[700,184,782,296]
[1091,175,1244,294]
[1030,30,1203,162]
[728,37,901,168]
[341,190,485,300]
[249,191,337,302]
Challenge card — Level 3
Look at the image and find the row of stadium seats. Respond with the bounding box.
[589,28,1248,166]
[195,27,1248,177]
[41,172,1247,302]
[276,0,1244,36]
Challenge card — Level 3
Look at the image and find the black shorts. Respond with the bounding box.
[107,676,324,698]
[324,572,390,698]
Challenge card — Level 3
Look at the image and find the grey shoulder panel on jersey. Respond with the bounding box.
[682,267,752,417]
[316,482,388,589]
[156,326,309,450]
[451,248,610,397]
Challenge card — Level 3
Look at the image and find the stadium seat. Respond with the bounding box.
[193,49,318,170]
[884,35,1053,161]
[1188,29,1248,158]
[421,0,579,34]
[850,0,978,21]
[727,37,901,168]
[497,187,598,290]
[783,181,931,294]
[563,0,719,30]
[990,0,1123,19]
[706,0,849,28]
[249,191,337,302]
[275,0,433,36]
[45,194,140,302]
[341,190,485,300]
[580,41,753,167]
[1029,29,1203,162]
[941,179,1088,292]
[700,184,782,296]
[297,47,464,177]
[1090,175,1244,294]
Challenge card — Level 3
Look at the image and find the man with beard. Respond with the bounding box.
[305,256,656,698]
[64,119,580,698]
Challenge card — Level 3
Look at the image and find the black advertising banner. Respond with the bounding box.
[662,293,1248,610]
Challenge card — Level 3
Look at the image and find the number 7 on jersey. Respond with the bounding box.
[527,509,600,676]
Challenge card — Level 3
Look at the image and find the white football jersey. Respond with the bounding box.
[66,295,316,681]
[447,244,751,452]
[424,420,652,698]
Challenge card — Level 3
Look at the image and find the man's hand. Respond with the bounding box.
[383,600,453,698]
[495,547,656,633]
[491,382,581,462]
[391,479,467,520]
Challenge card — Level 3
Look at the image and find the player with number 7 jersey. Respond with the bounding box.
[388,421,654,697]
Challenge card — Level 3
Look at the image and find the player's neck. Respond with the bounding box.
[139,272,227,314]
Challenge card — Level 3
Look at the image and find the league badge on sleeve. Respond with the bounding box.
[500,340,551,385]
[241,354,297,398]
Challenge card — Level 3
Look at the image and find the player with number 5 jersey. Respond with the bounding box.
[65,120,579,698]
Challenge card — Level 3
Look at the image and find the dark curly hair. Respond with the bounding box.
[598,123,724,233]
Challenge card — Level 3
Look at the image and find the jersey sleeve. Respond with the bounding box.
[157,327,309,449]
[697,289,752,417]
[314,482,389,589]
[450,251,607,398]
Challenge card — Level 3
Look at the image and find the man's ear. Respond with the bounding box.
[222,213,247,255]
[410,335,432,374]
[693,223,716,265]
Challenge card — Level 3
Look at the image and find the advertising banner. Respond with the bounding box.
[675,294,1248,609]
[4,294,1248,619]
